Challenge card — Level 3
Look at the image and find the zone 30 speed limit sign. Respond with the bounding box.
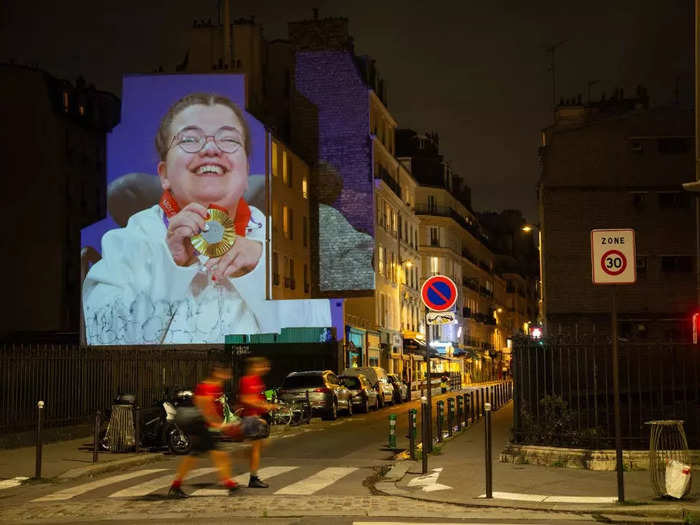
[591,229,636,284]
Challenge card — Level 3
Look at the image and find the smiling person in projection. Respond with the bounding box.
[83,93,330,344]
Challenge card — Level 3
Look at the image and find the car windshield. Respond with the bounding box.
[341,377,361,389]
[282,375,324,388]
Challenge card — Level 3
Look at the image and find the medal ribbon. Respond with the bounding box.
[159,190,250,237]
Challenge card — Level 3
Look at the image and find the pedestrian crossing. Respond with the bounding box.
[31,465,362,502]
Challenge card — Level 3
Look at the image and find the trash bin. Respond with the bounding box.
[105,404,136,452]
[645,420,692,498]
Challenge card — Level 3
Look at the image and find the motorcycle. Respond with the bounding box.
[101,387,193,455]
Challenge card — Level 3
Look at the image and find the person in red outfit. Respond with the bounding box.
[168,361,238,498]
[239,357,276,488]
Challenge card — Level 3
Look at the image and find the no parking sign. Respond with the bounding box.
[421,275,458,311]
[591,229,636,285]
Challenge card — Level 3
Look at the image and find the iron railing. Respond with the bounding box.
[512,336,700,449]
[0,341,339,433]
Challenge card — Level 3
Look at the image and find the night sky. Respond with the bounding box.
[0,0,693,222]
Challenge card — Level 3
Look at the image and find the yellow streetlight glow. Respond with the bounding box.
[405,261,413,268]
[521,225,533,232]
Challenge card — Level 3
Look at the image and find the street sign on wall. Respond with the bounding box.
[421,275,458,311]
[591,229,636,285]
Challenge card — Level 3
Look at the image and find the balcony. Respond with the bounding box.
[462,249,478,265]
[376,166,401,199]
[415,204,491,247]
[462,278,479,292]
[462,307,471,318]
[479,286,493,298]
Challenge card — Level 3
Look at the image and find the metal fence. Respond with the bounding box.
[0,342,339,433]
[512,336,700,449]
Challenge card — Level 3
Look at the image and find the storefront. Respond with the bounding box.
[367,330,381,367]
[346,326,365,368]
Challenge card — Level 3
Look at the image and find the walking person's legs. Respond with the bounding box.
[248,439,268,488]
[169,455,198,498]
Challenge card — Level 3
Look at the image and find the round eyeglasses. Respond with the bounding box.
[169,126,243,154]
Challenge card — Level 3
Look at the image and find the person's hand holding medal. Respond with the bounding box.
[157,102,262,282]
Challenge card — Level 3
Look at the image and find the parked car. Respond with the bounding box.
[277,370,353,420]
[387,374,409,403]
[342,367,393,407]
[339,373,379,412]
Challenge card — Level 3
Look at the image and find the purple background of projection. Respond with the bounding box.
[294,51,374,237]
[80,74,265,251]
[80,73,342,339]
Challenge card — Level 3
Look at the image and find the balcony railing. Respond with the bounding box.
[462,279,479,292]
[376,167,401,199]
[415,204,491,247]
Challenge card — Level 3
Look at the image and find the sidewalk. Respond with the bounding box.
[0,436,164,481]
[380,396,700,521]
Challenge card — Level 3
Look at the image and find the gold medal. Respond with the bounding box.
[191,208,237,258]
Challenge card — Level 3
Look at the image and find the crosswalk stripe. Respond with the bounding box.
[274,467,357,495]
[190,466,299,496]
[109,467,217,498]
[33,469,166,502]
[0,477,29,490]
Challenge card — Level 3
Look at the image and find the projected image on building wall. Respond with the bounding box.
[81,74,333,345]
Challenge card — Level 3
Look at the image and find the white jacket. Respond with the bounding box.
[83,204,331,345]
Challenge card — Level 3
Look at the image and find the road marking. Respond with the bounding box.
[109,467,217,498]
[478,491,617,503]
[33,469,166,501]
[274,466,357,495]
[0,476,29,490]
[407,467,452,492]
[191,466,298,496]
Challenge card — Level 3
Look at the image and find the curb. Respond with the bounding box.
[58,452,166,480]
[375,464,700,521]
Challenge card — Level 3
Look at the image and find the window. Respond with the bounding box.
[658,192,691,209]
[302,177,308,199]
[283,255,289,287]
[414,230,418,249]
[430,227,440,246]
[62,91,69,112]
[630,192,647,211]
[661,256,693,273]
[289,258,295,289]
[287,157,293,188]
[658,138,690,155]
[304,264,309,293]
[390,252,396,283]
[391,210,397,234]
[282,151,288,185]
[380,293,387,327]
[378,246,385,277]
[427,195,436,212]
[398,215,402,239]
[384,203,391,230]
[430,256,439,274]
[303,216,308,247]
[272,251,279,285]
[636,256,647,277]
[79,104,85,116]
[272,200,279,231]
[282,205,289,238]
[377,199,383,227]
[630,141,643,153]
[271,142,278,177]
[289,208,294,240]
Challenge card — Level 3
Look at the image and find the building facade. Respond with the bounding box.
[0,63,120,341]
[539,98,696,341]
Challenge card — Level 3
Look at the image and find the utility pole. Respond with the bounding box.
[545,40,567,118]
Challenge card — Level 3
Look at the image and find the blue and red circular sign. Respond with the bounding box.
[421,275,458,311]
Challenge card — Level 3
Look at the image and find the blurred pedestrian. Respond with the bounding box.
[239,357,277,488]
[168,361,238,498]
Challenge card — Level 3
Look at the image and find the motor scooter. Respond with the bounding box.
[101,387,193,455]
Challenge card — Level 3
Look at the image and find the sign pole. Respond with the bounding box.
[425,305,433,453]
[611,284,625,502]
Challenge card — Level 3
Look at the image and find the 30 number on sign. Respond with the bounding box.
[601,250,627,276]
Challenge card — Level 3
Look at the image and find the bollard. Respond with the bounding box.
[485,402,493,498]
[133,406,141,452]
[456,395,463,432]
[35,400,44,479]
[436,400,444,442]
[409,409,417,460]
[93,410,101,463]
[388,414,397,449]
[421,396,428,474]
[447,398,455,437]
